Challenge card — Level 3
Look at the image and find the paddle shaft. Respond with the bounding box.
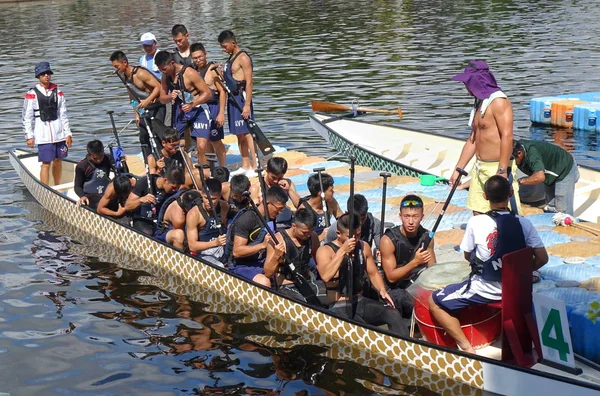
[244,192,323,307]
[347,156,357,317]
[313,167,330,227]
[423,167,468,250]
[213,70,275,156]
[107,111,130,174]
[140,144,157,217]
[379,172,392,239]
[311,100,402,117]
[196,163,224,235]
[178,147,200,190]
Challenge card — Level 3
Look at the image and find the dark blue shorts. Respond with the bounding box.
[38,141,68,163]
[207,102,224,141]
[431,279,498,313]
[173,106,211,140]
[154,224,173,243]
[227,92,254,135]
[229,264,263,282]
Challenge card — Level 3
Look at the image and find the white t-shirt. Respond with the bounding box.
[459,211,544,300]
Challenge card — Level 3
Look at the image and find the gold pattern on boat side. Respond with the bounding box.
[10,152,486,390]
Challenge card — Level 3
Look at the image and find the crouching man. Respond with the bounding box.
[316,213,408,337]
[429,176,548,353]
[264,208,326,306]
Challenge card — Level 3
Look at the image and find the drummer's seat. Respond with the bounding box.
[493,246,542,367]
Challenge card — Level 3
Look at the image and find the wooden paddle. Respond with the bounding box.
[311,100,402,118]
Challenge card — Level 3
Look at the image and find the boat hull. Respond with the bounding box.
[9,149,600,395]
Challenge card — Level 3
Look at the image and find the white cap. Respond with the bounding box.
[140,32,156,45]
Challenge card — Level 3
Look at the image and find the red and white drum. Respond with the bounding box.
[408,261,502,349]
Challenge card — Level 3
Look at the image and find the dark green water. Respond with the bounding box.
[1,0,599,394]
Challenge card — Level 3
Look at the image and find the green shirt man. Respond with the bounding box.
[513,139,579,215]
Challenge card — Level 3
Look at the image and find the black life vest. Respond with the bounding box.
[33,86,58,122]
[301,198,328,235]
[325,242,365,297]
[82,158,111,197]
[198,202,221,242]
[124,67,152,100]
[166,65,194,104]
[280,230,312,280]
[163,150,185,170]
[224,208,274,267]
[384,225,430,289]
[195,62,219,104]
[470,211,526,282]
[156,189,187,225]
[223,50,251,95]
[135,175,171,221]
[172,49,193,67]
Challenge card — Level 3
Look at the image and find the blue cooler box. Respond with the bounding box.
[573,103,600,132]
[530,96,561,124]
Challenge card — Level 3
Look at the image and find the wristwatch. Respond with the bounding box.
[497,167,507,174]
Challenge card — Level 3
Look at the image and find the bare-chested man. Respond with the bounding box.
[154,188,196,250]
[155,50,213,165]
[449,60,521,215]
[218,30,257,178]
[191,42,227,167]
[110,50,165,161]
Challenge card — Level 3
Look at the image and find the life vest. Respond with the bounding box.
[384,225,430,289]
[172,49,193,67]
[156,189,187,226]
[195,62,219,104]
[162,150,185,170]
[124,67,152,100]
[166,65,195,104]
[135,175,170,221]
[33,86,58,122]
[470,211,526,282]
[197,202,221,242]
[82,158,111,197]
[222,208,273,266]
[279,230,312,280]
[325,242,366,298]
[300,197,328,235]
[223,50,252,95]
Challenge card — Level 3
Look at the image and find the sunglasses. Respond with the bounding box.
[401,200,423,208]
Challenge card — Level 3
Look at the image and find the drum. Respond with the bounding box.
[407,261,502,349]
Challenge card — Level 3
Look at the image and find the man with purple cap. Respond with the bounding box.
[449,60,521,215]
[22,61,73,186]
[139,32,161,79]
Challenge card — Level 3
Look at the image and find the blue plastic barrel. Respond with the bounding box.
[573,103,600,131]
[530,97,561,124]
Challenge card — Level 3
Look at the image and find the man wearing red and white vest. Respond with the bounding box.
[22,61,73,185]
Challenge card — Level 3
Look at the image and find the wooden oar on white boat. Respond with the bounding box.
[311,100,403,118]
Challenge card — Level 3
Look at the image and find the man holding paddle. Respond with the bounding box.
[110,50,165,161]
[450,60,521,215]
[155,50,213,165]
[218,30,257,178]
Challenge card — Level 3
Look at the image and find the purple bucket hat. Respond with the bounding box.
[452,60,501,100]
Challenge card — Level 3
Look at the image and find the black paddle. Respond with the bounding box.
[379,172,392,240]
[422,167,468,250]
[206,153,218,176]
[195,163,225,235]
[140,144,157,219]
[242,191,323,307]
[255,163,270,222]
[107,110,130,174]
[313,167,331,227]
[347,155,357,318]
[213,69,275,156]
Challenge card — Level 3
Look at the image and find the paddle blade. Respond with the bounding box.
[247,119,275,156]
[311,100,351,112]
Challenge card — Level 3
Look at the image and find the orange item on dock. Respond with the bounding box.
[551,99,587,128]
